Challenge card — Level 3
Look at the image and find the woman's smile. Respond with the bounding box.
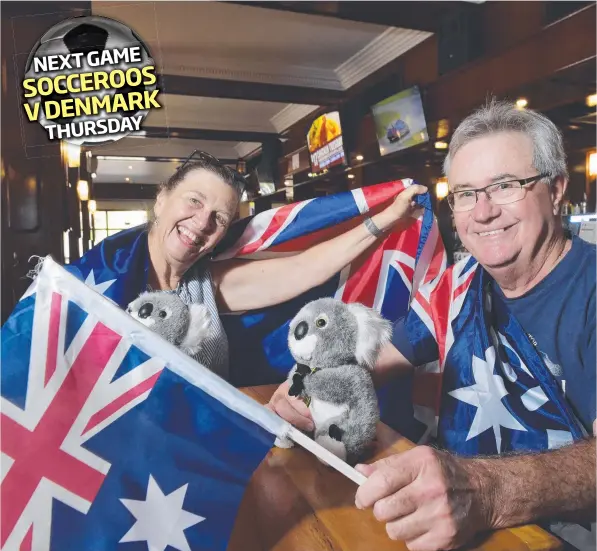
[176,224,204,249]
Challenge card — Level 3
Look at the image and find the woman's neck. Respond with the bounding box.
[489,233,570,299]
[147,230,187,291]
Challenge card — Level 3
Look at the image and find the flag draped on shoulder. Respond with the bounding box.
[1,257,289,551]
[406,256,586,454]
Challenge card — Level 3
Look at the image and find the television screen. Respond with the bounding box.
[371,85,429,157]
[307,111,346,173]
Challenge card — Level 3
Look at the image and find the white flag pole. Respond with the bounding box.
[287,426,367,486]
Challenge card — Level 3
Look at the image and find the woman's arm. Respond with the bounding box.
[212,185,426,313]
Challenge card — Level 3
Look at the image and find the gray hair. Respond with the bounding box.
[443,99,568,181]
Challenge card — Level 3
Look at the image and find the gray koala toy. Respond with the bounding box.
[277,297,391,465]
[127,291,212,356]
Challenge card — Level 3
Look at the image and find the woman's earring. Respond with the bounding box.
[153,216,159,227]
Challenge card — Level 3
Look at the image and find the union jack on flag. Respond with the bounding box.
[1,258,290,551]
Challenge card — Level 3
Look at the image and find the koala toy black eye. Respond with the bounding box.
[158,310,167,319]
[315,315,328,328]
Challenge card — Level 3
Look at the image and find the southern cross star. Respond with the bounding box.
[120,474,205,551]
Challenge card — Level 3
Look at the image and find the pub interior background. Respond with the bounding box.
[2,0,596,330]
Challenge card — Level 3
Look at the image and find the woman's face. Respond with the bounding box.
[152,168,239,269]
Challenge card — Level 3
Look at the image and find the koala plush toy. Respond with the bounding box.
[127,291,212,356]
[278,297,391,465]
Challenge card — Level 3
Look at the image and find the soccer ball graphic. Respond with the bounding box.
[24,15,157,146]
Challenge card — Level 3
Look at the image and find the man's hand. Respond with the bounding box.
[266,381,314,433]
[354,446,491,551]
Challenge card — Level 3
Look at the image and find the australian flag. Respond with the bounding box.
[0,257,289,551]
[406,255,586,454]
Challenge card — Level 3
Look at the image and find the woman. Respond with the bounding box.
[71,151,426,380]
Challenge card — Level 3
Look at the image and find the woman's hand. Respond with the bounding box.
[266,381,314,432]
[374,184,428,233]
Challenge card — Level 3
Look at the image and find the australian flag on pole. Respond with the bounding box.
[0,257,290,551]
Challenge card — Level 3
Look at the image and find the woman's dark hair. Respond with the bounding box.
[159,151,246,200]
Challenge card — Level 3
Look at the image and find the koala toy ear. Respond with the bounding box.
[179,304,212,356]
[346,302,392,369]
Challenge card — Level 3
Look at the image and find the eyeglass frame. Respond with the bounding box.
[446,173,550,212]
[177,149,247,192]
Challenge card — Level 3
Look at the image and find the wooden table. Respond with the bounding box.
[228,385,562,551]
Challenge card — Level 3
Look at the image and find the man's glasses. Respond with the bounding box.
[447,173,549,212]
[177,150,247,191]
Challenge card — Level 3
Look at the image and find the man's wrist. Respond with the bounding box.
[465,458,504,530]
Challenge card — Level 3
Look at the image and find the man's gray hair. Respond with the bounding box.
[443,99,568,181]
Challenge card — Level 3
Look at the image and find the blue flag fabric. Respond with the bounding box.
[1,257,286,551]
[53,368,274,551]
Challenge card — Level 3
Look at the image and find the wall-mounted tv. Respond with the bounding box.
[371,85,429,157]
[306,111,347,173]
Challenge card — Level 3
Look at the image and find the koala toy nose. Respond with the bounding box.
[294,321,308,340]
[138,303,153,319]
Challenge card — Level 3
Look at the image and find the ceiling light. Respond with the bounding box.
[436,119,450,139]
[587,94,597,108]
[516,98,528,109]
[435,141,448,150]
[125,177,130,182]
[355,154,364,161]
[63,142,81,167]
[91,172,97,179]
[347,174,355,179]
[128,165,133,169]
[589,152,597,177]
[88,200,97,213]
[436,178,449,200]
[77,180,89,201]
[96,156,147,161]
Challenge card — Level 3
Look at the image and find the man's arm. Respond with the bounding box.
[212,185,426,313]
[478,436,596,527]
[355,437,596,551]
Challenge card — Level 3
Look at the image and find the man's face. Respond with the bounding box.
[448,132,565,270]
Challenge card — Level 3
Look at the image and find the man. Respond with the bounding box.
[268,101,596,551]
